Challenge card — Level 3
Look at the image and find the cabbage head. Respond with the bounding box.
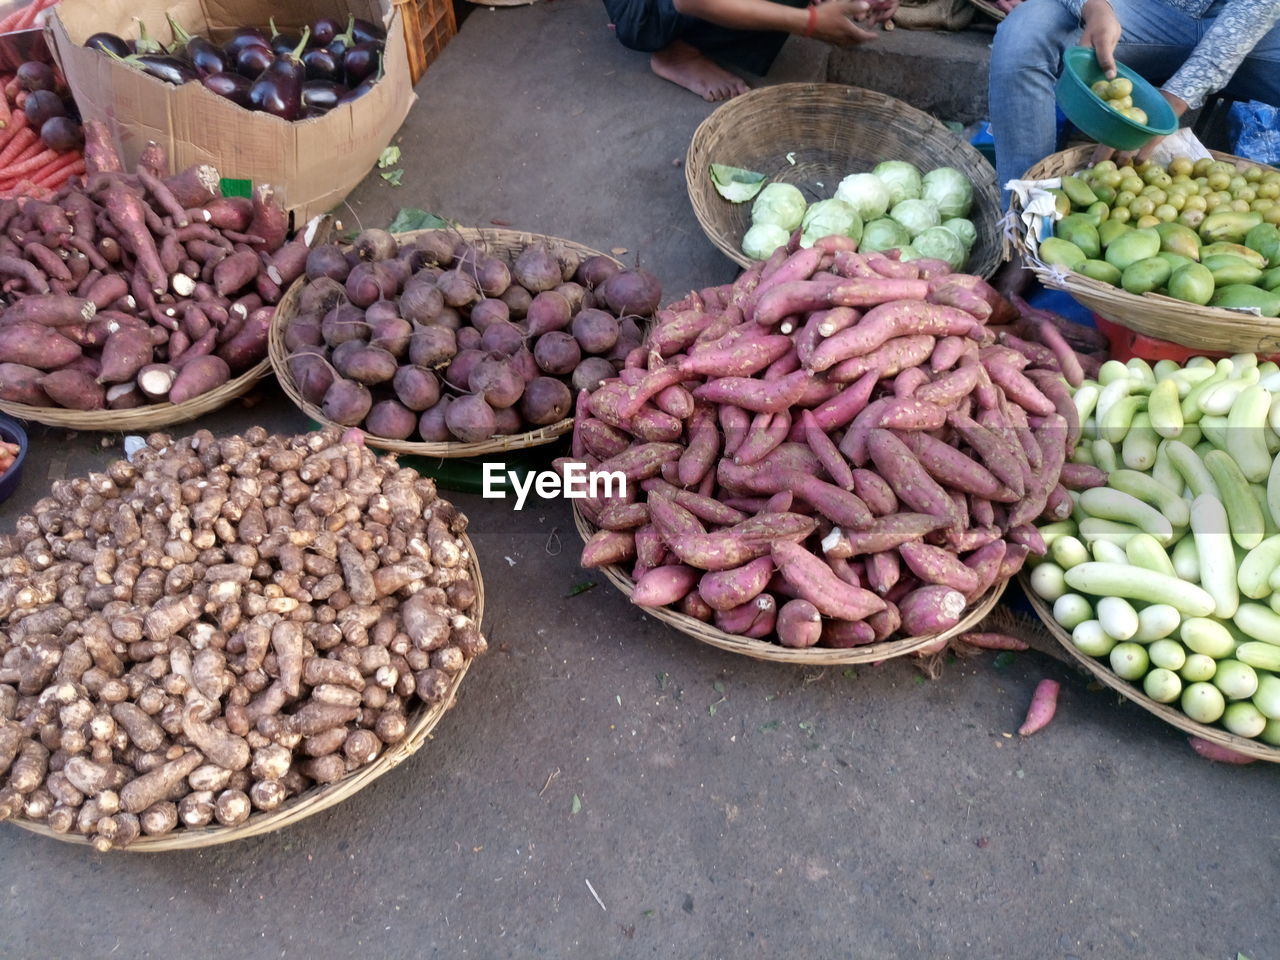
[941,217,977,251]
[751,183,807,231]
[834,173,890,222]
[889,198,941,238]
[860,217,910,254]
[914,226,967,271]
[872,161,923,206]
[921,167,974,219]
[799,198,863,249]
[895,245,924,262]
[742,223,790,261]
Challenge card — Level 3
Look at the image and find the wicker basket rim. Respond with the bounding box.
[1021,576,1280,763]
[269,226,626,459]
[574,504,1007,664]
[6,532,486,851]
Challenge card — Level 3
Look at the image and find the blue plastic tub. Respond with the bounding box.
[0,414,28,505]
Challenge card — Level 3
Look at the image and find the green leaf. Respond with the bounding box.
[571,794,582,815]
[387,208,449,233]
[842,668,858,680]
[378,145,402,169]
[994,651,1018,669]
[380,169,404,187]
[758,720,780,732]
[565,581,596,598]
[798,720,815,737]
[709,163,767,203]
[656,672,668,691]
[708,702,717,716]
[713,681,725,694]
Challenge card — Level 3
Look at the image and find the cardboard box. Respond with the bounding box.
[47,0,415,223]
[0,0,52,67]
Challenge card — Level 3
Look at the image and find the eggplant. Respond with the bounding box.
[351,18,387,43]
[301,47,339,82]
[223,28,269,60]
[268,17,304,57]
[338,52,382,104]
[108,49,198,85]
[166,14,227,77]
[343,42,382,86]
[301,80,349,111]
[84,32,131,57]
[203,71,253,108]
[236,43,275,79]
[133,20,165,55]
[303,106,327,120]
[311,17,344,46]
[326,16,356,58]
[248,27,310,121]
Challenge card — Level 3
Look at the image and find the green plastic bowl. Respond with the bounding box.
[1055,46,1177,150]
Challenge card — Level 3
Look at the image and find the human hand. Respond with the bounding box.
[808,0,879,45]
[866,0,898,23]
[1090,89,1189,164]
[1080,0,1122,79]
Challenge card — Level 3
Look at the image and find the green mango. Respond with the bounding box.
[1092,184,1117,205]
[1078,259,1123,285]
[1203,254,1264,286]
[1154,222,1201,261]
[1061,175,1099,207]
[1121,257,1173,295]
[1098,219,1132,248]
[1261,266,1280,292]
[1087,201,1111,224]
[1167,262,1215,305]
[1104,227,1161,271]
[1199,210,1265,244]
[1157,251,1194,273]
[1055,215,1102,259]
[1209,284,1280,317]
[1244,223,1280,267]
[1039,237,1087,270]
[1200,242,1267,269]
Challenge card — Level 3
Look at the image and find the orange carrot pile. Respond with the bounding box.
[0,0,60,35]
[0,59,83,199]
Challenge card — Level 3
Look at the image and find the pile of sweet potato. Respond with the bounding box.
[0,426,485,849]
[569,237,1090,649]
[0,121,305,411]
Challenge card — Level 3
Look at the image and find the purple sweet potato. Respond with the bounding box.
[3,294,96,327]
[137,363,177,400]
[446,394,498,443]
[167,355,231,404]
[105,383,144,409]
[631,564,700,607]
[37,369,104,410]
[714,594,778,638]
[418,397,453,442]
[0,322,82,370]
[212,250,260,297]
[97,327,154,384]
[698,556,774,612]
[898,584,967,636]
[776,598,822,648]
[365,399,418,440]
[468,353,524,409]
[0,363,51,405]
[898,542,980,594]
[322,378,373,426]
[534,331,581,376]
[521,376,572,426]
[216,307,272,373]
[570,308,619,355]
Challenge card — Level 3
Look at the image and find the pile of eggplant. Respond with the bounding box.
[83,14,386,121]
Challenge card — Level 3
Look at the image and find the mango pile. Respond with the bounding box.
[1038,157,1280,316]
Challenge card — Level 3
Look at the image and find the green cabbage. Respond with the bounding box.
[941,217,977,251]
[799,198,863,249]
[710,163,767,203]
[895,245,924,262]
[914,226,967,271]
[751,183,807,231]
[871,161,923,206]
[860,218,910,254]
[921,167,974,219]
[741,223,790,261]
[834,173,890,222]
[889,198,941,238]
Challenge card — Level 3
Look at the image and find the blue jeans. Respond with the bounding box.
[989,0,1280,206]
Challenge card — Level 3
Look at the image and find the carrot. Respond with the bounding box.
[0,111,25,153]
[0,123,33,166]
[0,86,10,129]
[2,76,18,101]
[33,157,83,188]
[0,146,56,180]
[1017,679,1060,736]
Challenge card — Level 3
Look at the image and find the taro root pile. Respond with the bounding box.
[284,228,660,444]
[568,237,1093,650]
[0,125,303,411]
[0,426,486,849]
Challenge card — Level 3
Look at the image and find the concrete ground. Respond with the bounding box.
[3,2,1278,958]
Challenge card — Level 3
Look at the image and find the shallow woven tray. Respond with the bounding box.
[8,533,484,851]
[685,83,1002,278]
[0,358,270,432]
[1012,145,1280,354]
[574,504,1006,664]
[1022,576,1280,763]
[270,227,626,458]
[967,0,1007,20]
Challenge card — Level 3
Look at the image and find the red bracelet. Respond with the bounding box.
[804,4,818,36]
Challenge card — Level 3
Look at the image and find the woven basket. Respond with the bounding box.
[7,533,485,851]
[270,227,625,459]
[685,83,1002,278]
[573,504,1007,664]
[1022,577,1280,763]
[966,0,1006,19]
[1011,145,1280,354]
[0,358,270,432]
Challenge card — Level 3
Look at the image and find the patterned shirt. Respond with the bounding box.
[1059,0,1280,109]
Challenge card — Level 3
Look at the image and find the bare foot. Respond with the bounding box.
[650,41,748,102]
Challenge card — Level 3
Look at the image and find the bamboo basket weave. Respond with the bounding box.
[1022,577,1280,763]
[573,504,1006,665]
[8,534,485,851]
[0,358,270,432]
[685,83,1002,278]
[270,227,625,459]
[1011,145,1280,354]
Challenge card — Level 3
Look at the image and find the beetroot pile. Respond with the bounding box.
[0,122,302,412]
[569,237,1090,650]
[284,229,659,444]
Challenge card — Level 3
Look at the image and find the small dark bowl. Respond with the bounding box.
[0,414,28,504]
